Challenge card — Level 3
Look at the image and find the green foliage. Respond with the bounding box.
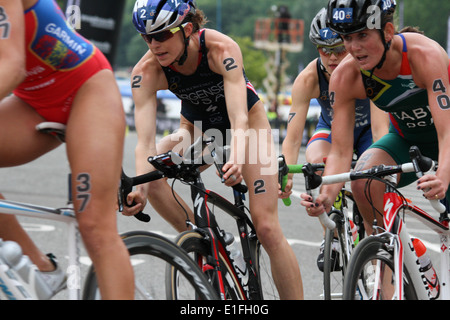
[232,36,267,89]
[55,0,65,9]
[401,1,449,46]
[57,0,450,88]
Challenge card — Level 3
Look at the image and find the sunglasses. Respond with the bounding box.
[317,45,347,56]
[142,23,188,44]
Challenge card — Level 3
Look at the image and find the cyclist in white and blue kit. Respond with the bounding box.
[280,7,388,271]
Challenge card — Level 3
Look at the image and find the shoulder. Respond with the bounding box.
[131,51,167,93]
[203,29,239,50]
[330,55,366,99]
[401,33,449,86]
[292,59,319,99]
[202,29,244,75]
[202,29,242,60]
[402,33,446,60]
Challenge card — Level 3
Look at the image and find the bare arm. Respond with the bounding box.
[280,60,319,196]
[207,31,248,185]
[123,52,166,213]
[408,35,450,199]
[0,1,26,100]
[301,58,362,214]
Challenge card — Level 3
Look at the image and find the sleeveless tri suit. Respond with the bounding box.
[308,58,373,158]
[13,0,111,124]
[363,34,450,200]
[161,29,260,139]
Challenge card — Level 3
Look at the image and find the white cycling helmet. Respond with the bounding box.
[132,0,196,35]
[309,8,342,47]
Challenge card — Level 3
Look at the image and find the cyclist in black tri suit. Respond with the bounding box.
[124,0,303,299]
[300,0,450,236]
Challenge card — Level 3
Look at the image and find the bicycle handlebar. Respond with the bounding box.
[120,137,249,222]
[119,170,164,222]
[277,156,334,229]
[308,146,446,225]
[278,146,446,230]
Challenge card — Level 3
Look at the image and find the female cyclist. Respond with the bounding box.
[0,0,131,299]
[300,0,450,235]
[124,0,303,299]
[279,7,388,271]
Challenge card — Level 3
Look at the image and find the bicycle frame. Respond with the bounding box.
[147,138,263,300]
[192,183,262,300]
[312,146,450,300]
[0,199,81,300]
[382,180,450,300]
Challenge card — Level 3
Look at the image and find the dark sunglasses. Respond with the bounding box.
[142,23,188,44]
[317,44,347,56]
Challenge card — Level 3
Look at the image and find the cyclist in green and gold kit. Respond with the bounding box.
[300,0,450,235]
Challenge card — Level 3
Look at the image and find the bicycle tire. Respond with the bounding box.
[82,230,218,300]
[323,211,350,300]
[166,230,246,300]
[343,236,417,300]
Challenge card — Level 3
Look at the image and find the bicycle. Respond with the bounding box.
[278,155,365,300]
[127,136,278,300]
[0,122,217,300]
[303,145,449,300]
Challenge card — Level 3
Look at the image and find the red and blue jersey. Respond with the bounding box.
[13,0,111,124]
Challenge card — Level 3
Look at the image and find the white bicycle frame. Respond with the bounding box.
[383,185,450,300]
[0,199,81,300]
[317,162,450,300]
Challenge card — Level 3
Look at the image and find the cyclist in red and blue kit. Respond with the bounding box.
[0,0,131,299]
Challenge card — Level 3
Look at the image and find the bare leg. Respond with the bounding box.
[146,120,197,232]
[0,95,61,272]
[351,148,398,235]
[244,103,303,299]
[66,70,132,299]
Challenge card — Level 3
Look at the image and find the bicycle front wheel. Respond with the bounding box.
[167,230,246,300]
[82,230,218,300]
[323,211,351,300]
[343,236,417,300]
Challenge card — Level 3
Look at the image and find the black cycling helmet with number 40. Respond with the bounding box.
[327,0,396,73]
[326,0,396,35]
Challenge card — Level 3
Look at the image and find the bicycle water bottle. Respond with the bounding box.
[349,219,359,245]
[0,240,53,300]
[228,242,246,274]
[412,238,440,299]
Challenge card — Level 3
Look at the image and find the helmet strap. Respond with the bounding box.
[369,29,392,78]
[172,27,190,66]
[319,59,331,77]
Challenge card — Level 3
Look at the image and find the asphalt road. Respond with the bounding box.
[0,131,442,300]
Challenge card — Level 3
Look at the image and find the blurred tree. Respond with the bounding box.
[233,36,267,89]
[55,0,449,89]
